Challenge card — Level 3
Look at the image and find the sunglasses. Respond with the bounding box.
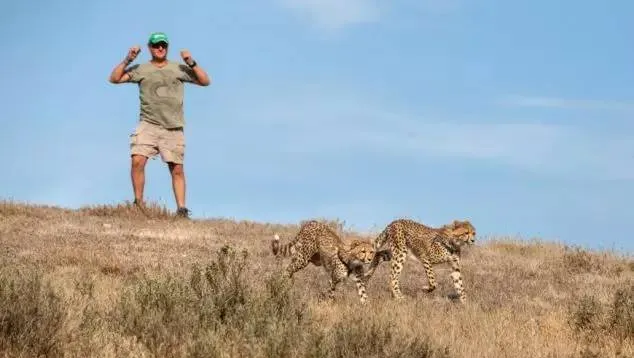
[150,42,168,49]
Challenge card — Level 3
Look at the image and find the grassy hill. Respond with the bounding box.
[0,200,632,358]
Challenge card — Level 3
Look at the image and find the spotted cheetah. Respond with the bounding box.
[271,220,391,304]
[366,218,476,303]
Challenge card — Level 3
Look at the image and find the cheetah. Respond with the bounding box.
[366,218,476,303]
[271,220,392,304]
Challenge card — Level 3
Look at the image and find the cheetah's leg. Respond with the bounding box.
[351,272,369,304]
[389,247,407,300]
[285,255,310,278]
[421,259,437,292]
[327,278,340,300]
[328,261,349,301]
[449,254,466,303]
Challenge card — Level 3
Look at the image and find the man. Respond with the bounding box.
[109,32,211,218]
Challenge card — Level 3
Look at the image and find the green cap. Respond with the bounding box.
[148,32,169,45]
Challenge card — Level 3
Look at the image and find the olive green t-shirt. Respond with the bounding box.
[126,62,197,129]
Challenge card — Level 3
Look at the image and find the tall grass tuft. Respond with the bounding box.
[0,270,65,357]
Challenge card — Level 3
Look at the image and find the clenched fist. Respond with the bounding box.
[125,46,141,63]
[180,49,195,66]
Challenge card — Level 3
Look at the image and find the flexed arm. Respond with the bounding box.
[180,49,211,86]
[109,46,140,83]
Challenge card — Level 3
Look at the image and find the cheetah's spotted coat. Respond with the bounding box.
[271,220,391,303]
[366,219,476,303]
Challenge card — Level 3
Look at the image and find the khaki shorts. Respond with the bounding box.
[129,121,185,164]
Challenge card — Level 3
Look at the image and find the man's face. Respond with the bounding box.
[149,41,168,60]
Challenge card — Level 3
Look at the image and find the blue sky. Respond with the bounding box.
[1,0,633,252]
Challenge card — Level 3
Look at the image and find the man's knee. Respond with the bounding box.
[131,155,147,171]
[169,163,185,176]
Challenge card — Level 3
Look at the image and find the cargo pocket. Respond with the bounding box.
[129,132,138,148]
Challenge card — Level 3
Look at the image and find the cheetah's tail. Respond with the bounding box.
[271,233,294,257]
[373,228,390,251]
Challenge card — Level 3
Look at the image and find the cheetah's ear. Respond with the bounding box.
[348,239,362,247]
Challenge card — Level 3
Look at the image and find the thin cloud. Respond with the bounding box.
[215,88,634,181]
[501,95,634,112]
[277,0,380,30]
[276,0,460,31]
[399,0,461,13]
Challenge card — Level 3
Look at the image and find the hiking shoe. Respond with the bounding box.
[176,207,191,219]
[132,199,147,214]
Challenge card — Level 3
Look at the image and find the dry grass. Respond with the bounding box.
[0,199,633,357]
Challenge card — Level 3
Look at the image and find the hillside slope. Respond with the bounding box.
[0,200,632,358]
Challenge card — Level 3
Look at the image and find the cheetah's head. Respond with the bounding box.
[338,239,376,274]
[346,239,376,264]
[444,219,477,246]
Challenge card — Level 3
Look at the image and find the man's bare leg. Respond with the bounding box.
[168,162,187,213]
[131,155,148,205]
